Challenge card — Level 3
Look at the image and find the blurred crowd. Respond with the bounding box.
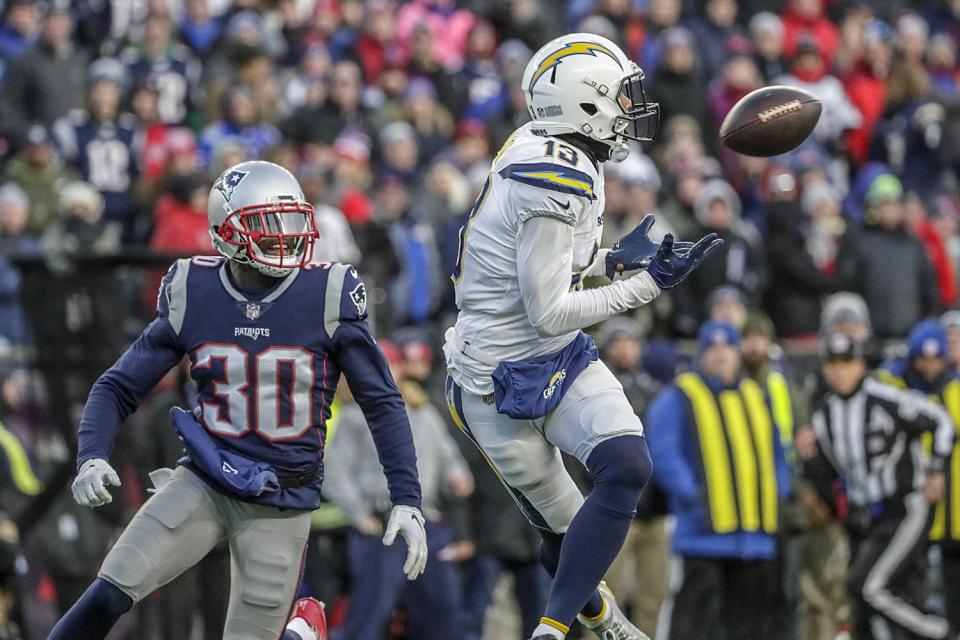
[0,0,958,638]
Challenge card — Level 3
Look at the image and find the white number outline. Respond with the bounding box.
[192,343,317,440]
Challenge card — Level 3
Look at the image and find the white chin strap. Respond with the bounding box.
[608,138,630,163]
[250,260,296,278]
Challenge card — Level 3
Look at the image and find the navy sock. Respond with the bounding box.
[542,436,652,628]
[539,532,604,618]
[48,577,133,640]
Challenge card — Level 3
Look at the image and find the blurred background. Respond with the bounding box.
[0,0,958,638]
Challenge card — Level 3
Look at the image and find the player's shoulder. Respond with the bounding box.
[157,256,215,333]
[319,262,367,337]
[494,124,599,206]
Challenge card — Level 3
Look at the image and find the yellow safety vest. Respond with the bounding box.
[874,369,960,542]
[0,420,41,496]
[766,370,794,448]
[676,372,780,535]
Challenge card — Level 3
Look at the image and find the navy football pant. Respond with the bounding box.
[338,520,463,640]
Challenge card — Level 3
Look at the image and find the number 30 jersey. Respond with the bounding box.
[76,256,421,511]
[445,123,606,395]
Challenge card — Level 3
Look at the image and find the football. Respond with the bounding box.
[719,85,822,157]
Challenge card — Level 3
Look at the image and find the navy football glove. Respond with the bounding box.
[605,215,693,279]
[646,232,724,290]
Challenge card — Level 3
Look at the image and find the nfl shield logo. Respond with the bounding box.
[244,302,261,320]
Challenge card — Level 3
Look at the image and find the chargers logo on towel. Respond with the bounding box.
[543,368,568,400]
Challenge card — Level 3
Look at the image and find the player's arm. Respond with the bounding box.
[74,261,188,507]
[326,264,427,579]
[517,215,659,336]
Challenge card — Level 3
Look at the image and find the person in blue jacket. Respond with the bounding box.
[646,320,790,640]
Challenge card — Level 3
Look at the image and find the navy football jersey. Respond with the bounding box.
[54,110,141,224]
[122,45,201,124]
[77,257,421,511]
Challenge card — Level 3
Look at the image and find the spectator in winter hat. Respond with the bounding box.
[749,12,786,81]
[780,0,839,65]
[927,34,958,94]
[801,181,845,271]
[775,37,861,149]
[844,19,894,165]
[4,124,75,236]
[45,181,119,256]
[940,310,960,375]
[836,174,940,337]
[648,27,709,140]
[820,291,872,340]
[1,7,89,130]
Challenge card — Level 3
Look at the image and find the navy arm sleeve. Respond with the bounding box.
[329,265,422,509]
[76,263,186,468]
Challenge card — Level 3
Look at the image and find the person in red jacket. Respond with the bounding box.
[780,0,840,66]
[843,20,893,165]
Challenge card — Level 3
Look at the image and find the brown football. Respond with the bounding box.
[719,85,822,157]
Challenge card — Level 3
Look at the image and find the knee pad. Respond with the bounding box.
[585,436,653,518]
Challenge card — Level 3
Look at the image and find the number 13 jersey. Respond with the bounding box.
[445,123,606,395]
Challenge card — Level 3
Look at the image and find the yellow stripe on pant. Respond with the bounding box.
[676,373,779,535]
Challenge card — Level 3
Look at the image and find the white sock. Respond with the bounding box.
[285,618,316,640]
[532,622,566,639]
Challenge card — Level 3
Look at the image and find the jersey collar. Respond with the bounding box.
[218,262,300,303]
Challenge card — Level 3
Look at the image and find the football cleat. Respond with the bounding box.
[577,583,650,640]
[286,597,327,640]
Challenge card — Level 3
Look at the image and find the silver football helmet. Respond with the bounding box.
[207,161,318,277]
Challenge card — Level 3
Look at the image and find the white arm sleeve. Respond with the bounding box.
[516,216,660,337]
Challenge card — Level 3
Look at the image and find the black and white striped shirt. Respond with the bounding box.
[811,377,955,507]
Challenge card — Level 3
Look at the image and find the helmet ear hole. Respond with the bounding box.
[580,102,598,116]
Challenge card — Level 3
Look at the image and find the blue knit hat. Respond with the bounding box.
[907,318,948,360]
[698,321,741,353]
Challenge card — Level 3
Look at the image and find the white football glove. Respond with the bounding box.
[382,505,427,580]
[72,458,121,507]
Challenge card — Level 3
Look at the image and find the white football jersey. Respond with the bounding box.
[444,123,606,395]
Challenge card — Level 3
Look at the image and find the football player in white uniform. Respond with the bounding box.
[443,34,722,640]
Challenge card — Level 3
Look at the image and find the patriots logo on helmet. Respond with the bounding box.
[215,169,249,202]
[528,41,622,96]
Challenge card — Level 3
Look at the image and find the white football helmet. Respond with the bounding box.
[207,161,318,277]
[522,33,659,161]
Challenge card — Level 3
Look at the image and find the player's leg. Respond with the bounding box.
[220,502,311,640]
[538,360,653,637]
[49,466,226,640]
[446,377,611,620]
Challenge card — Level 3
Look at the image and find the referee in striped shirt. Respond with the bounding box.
[802,332,955,640]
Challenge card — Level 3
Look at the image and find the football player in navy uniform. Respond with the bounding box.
[53,57,141,238]
[47,161,426,640]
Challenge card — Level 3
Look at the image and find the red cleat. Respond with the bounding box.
[287,597,328,640]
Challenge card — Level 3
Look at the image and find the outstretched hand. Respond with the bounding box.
[605,214,694,279]
[645,232,724,290]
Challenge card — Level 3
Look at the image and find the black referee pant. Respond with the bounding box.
[663,555,776,640]
[941,545,960,637]
[847,492,949,640]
